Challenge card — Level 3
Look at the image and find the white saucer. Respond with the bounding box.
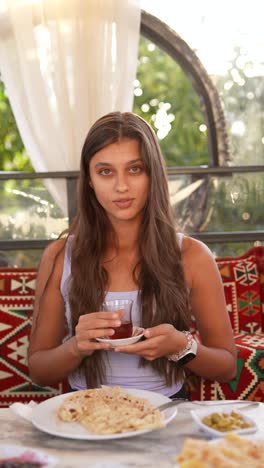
[96,326,145,347]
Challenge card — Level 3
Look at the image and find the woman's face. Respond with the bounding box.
[89,138,149,225]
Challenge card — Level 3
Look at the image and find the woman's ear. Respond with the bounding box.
[89,180,93,189]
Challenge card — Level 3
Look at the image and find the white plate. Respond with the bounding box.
[191,406,257,438]
[96,326,145,347]
[0,444,57,467]
[31,387,178,440]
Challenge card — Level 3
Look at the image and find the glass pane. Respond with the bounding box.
[169,171,264,233]
[134,37,209,166]
[215,64,264,166]
[0,249,43,268]
[2,243,261,267]
[0,178,68,241]
[208,242,262,258]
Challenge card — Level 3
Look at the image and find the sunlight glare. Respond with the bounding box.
[141,0,263,77]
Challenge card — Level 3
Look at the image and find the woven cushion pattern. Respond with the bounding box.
[217,255,262,334]
[188,247,264,402]
[189,333,264,401]
[0,268,68,407]
[249,247,264,330]
[1,247,263,404]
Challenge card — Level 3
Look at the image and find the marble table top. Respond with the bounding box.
[1,401,263,467]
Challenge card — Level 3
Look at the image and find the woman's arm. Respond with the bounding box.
[28,239,125,386]
[115,237,237,382]
[28,240,84,386]
[182,237,237,381]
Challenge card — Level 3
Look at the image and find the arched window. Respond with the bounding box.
[0,8,263,265]
[139,11,230,167]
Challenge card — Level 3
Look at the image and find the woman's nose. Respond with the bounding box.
[115,173,129,192]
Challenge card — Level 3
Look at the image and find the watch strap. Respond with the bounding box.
[167,331,197,364]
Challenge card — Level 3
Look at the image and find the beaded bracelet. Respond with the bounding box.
[167,330,193,362]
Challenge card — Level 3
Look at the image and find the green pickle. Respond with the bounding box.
[202,411,253,432]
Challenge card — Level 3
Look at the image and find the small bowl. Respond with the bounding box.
[0,444,57,467]
[96,326,145,347]
[191,406,257,438]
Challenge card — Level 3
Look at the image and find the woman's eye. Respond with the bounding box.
[99,168,112,176]
[129,166,142,173]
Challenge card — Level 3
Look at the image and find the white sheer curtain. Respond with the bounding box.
[0,0,141,213]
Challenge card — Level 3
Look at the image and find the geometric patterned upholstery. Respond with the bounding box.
[0,268,68,407]
[1,248,263,405]
[245,247,264,329]
[188,247,264,402]
[189,333,264,401]
[217,255,262,334]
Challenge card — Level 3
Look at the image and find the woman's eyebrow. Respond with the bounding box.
[94,158,142,168]
[94,162,112,167]
[126,159,143,164]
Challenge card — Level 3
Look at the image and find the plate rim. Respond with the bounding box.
[31,387,178,440]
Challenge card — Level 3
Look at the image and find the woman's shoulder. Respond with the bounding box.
[37,238,68,278]
[35,239,67,294]
[181,235,215,271]
[41,238,67,261]
[181,235,218,288]
[181,235,213,258]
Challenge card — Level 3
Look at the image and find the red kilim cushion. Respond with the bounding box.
[250,246,264,330]
[216,255,262,334]
[0,268,68,407]
[187,248,264,402]
[189,333,264,401]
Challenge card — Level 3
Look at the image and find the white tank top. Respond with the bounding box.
[60,233,184,397]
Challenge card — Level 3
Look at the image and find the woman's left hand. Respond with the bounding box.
[114,324,187,360]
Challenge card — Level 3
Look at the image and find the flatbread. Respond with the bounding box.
[57,386,164,434]
[176,433,264,468]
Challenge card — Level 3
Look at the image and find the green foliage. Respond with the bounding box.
[0,79,33,171]
[133,37,209,166]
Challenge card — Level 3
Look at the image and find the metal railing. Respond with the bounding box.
[0,165,264,251]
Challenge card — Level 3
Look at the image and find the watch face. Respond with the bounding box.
[177,352,196,366]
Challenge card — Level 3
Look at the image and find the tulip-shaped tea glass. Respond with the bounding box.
[102,299,133,339]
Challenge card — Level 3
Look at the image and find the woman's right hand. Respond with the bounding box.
[73,310,125,357]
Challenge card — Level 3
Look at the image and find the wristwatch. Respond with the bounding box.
[167,331,198,365]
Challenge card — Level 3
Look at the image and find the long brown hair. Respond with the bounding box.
[69,111,191,387]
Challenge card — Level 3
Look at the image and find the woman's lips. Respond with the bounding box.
[113,199,133,209]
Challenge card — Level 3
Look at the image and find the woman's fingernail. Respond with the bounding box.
[144,329,150,337]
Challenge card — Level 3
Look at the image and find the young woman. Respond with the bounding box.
[28,111,236,398]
